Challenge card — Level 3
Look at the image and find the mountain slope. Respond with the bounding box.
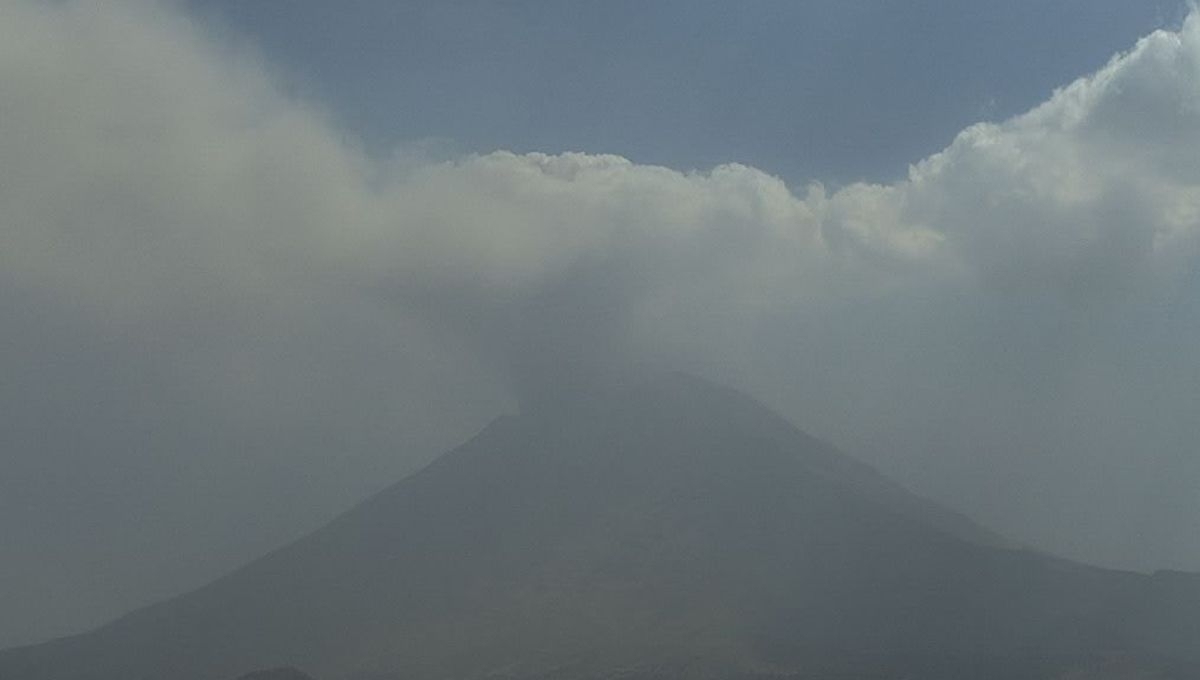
[234,669,319,680]
[1,374,1197,680]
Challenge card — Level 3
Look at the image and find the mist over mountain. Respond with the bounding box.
[2,374,1196,680]
[8,1,1200,649]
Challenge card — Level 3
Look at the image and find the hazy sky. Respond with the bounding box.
[2,0,1199,650]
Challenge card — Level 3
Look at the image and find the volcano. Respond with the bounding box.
[2,373,1197,679]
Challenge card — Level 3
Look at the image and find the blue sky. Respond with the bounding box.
[192,0,1183,183]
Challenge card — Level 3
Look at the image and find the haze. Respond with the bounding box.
[2,0,1199,651]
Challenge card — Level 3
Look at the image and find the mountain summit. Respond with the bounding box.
[2,373,1197,679]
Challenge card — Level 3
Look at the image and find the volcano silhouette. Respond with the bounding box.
[2,374,1197,680]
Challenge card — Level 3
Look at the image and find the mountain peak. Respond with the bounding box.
[517,369,737,415]
[514,370,811,457]
[2,375,1198,680]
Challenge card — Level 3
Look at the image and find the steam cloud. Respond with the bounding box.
[2,0,1199,647]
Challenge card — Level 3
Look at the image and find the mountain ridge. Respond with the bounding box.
[2,373,1197,680]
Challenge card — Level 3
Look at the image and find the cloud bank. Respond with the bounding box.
[2,0,1200,647]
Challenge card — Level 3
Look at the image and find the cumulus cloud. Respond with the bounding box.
[2,0,1200,647]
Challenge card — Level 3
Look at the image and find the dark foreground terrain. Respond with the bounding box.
[2,374,1197,680]
[235,669,319,680]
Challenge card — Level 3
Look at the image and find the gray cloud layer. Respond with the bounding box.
[2,0,1200,648]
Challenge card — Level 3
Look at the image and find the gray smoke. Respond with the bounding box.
[2,0,1200,648]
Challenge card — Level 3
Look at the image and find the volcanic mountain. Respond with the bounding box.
[1,374,1197,680]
